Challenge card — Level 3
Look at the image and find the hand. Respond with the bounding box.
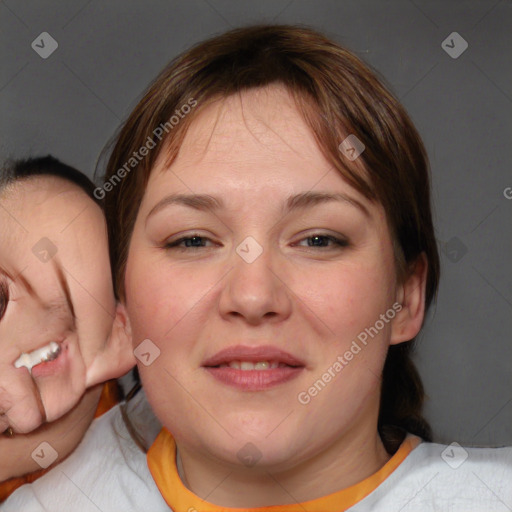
[0,176,134,433]
[0,351,45,434]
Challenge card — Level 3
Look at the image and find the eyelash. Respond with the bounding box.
[295,234,349,249]
[164,233,349,251]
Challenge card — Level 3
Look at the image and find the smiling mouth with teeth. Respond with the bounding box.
[14,341,61,373]
[218,361,287,370]
[202,346,305,389]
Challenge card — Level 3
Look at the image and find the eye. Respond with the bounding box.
[164,235,216,250]
[0,280,9,321]
[295,233,349,249]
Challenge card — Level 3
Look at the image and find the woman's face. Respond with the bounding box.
[125,85,412,470]
[0,176,116,423]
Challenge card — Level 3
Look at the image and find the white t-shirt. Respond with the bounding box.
[1,389,168,512]
[351,440,512,511]
[3,397,511,511]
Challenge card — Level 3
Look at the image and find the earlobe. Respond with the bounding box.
[390,253,428,346]
[85,302,136,387]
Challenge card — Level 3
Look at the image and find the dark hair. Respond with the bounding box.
[102,24,440,451]
[0,155,100,206]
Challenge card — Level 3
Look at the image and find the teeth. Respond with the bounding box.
[14,342,61,372]
[41,342,61,362]
[227,360,279,370]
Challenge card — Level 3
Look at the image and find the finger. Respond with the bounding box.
[85,309,135,387]
[85,346,135,387]
[0,364,45,434]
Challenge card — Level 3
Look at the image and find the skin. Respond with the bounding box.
[0,384,102,481]
[0,176,134,438]
[122,84,427,507]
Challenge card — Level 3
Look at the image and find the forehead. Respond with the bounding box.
[149,85,367,204]
[168,85,321,168]
[1,174,81,201]
[0,175,95,219]
[196,87,305,144]
[0,176,103,265]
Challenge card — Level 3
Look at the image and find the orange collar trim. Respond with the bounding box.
[147,429,421,511]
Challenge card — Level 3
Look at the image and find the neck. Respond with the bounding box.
[177,401,391,507]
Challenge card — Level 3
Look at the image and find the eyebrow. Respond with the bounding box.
[146,191,369,223]
[285,191,370,217]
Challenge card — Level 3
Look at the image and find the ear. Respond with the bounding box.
[390,253,428,346]
[85,302,135,387]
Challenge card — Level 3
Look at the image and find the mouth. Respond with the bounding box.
[14,341,63,374]
[218,360,292,370]
[202,345,305,390]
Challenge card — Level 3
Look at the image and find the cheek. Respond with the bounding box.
[125,255,211,347]
[292,257,396,341]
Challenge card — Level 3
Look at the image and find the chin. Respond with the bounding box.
[206,423,306,471]
[227,439,303,472]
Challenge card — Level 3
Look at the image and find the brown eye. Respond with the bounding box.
[0,280,8,321]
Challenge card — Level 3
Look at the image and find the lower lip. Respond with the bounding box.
[204,366,303,390]
[31,342,69,379]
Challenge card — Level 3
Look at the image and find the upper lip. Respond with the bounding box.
[202,345,305,367]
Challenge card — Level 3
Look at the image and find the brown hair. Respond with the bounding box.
[102,24,440,451]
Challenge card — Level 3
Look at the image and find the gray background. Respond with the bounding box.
[1,0,510,446]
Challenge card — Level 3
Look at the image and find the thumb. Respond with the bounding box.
[86,303,135,387]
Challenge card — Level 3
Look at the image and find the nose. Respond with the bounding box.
[218,243,292,326]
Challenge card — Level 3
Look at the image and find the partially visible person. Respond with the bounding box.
[0,156,134,499]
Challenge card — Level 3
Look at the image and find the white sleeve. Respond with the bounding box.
[1,395,168,512]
